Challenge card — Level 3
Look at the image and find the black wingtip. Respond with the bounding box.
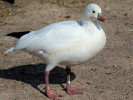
[6,31,30,39]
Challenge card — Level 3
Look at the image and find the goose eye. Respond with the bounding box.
[93,10,95,13]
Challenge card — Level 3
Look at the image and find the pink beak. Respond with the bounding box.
[98,14,105,23]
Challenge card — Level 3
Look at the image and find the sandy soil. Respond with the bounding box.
[0,0,133,100]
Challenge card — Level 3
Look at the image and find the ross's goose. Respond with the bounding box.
[5,3,106,99]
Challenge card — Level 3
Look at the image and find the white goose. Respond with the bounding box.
[5,3,106,99]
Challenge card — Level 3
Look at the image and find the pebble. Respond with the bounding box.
[65,15,71,19]
[127,28,133,32]
[105,6,110,11]
[131,8,133,11]
[113,64,117,68]
[87,81,91,84]
[52,9,57,12]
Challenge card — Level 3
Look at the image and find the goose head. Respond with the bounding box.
[82,3,105,24]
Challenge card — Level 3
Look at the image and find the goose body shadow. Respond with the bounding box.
[0,63,76,95]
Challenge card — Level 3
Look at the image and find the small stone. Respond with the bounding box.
[127,56,130,58]
[106,72,112,75]
[128,28,133,32]
[59,94,64,97]
[90,68,97,72]
[131,8,133,11]
[50,0,57,4]
[52,9,57,12]
[105,7,110,11]
[124,13,128,16]
[114,15,117,18]
[113,64,117,68]
[65,15,71,19]
[87,81,91,84]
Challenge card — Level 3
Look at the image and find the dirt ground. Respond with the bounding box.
[0,0,133,100]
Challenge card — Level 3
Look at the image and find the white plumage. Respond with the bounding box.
[5,3,106,99]
[6,20,106,70]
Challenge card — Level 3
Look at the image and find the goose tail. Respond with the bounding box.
[5,47,15,53]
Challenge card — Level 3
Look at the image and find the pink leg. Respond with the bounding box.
[45,71,59,99]
[65,68,83,95]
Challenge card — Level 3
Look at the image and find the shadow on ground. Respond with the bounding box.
[6,31,30,39]
[0,63,76,95]
[2,0,14,4]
